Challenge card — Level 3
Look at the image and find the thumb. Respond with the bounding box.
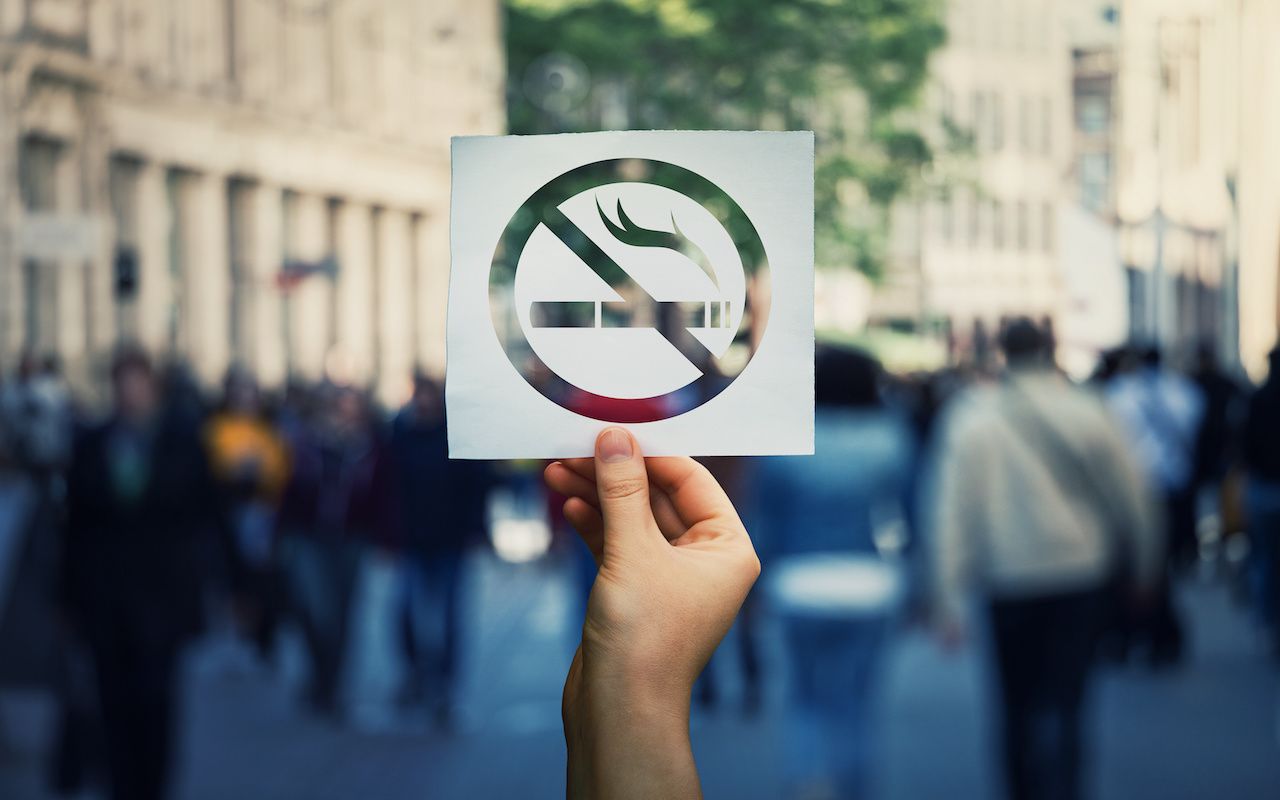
[594,428,658,555]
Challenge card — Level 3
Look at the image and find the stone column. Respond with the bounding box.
[80,106,118,362]
[182,171,231,387]
[133,161,171,356]
[374,207,412,405]
[53,139,87,375]
[333,200,375,386]
[416,210,449,376]
[248,182,286,388]
[0,68,18,363]
[286,192,331,382]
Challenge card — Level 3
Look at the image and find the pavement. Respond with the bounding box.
[1,549,1277,799]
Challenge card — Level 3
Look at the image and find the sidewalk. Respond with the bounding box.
[1,551,1277,799]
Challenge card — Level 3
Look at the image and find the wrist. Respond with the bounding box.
[565,650,698,799]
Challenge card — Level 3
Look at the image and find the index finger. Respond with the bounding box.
[644,457,741,529]
[558,456,742,528]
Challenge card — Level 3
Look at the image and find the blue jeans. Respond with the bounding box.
[1247,479,1280,635]
[402,551,464,706]
[279,534,362,711]
[781,614,888,795]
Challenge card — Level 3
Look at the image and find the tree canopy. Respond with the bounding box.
[505,0,948,275]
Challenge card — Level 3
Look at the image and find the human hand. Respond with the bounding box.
[545,428,760,800]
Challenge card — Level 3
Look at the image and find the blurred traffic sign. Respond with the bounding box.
[16,213,102,261]
[114,245,139,299]
[276,255,338,291]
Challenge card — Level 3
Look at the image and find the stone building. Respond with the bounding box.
[0,0,504,401]
[1115,0,1280,377]
[872,0,1073,362]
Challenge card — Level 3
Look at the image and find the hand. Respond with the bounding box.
[545,428,760,800]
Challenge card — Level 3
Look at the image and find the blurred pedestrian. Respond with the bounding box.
[62,347,220,800]
[1243,345,1280,657]
[1107,346,1205,570]
[0,352,72,498]
[390,375,489,727]
[753,346,912,797]
[206,367,290,661]
[693,453,762,714]
[1190,342,1245,491]
[1105,345,1203,666]
[276,385,396,716]
[929,319,1161,800]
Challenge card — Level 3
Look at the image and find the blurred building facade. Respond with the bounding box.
[0,0,504,400]
[1115,0,1280,377]
[1232,0,1280,378]
[873,0,1072,361]
[1115,0,1235,364]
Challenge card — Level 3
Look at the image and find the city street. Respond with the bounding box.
[1,549,1277,800]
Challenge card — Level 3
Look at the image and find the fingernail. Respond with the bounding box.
[597,428,633,463]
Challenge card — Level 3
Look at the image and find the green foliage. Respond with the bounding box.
[505,0,947,275]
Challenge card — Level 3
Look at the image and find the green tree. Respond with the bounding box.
[506,0,948,275]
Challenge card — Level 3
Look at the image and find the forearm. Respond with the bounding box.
[564,650,700,800]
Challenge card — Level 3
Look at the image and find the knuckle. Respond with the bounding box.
[600,475,648,502]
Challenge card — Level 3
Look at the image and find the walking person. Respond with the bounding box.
[1105,345,1204,664]
[389,375,489,727]
[277,385,396,716]
[753,346,912,796]
[929,319,1161,800]
[1106,346,1205,568]
[1243,345,1280,656]
[206,368,291,662]
[62,347,220,800]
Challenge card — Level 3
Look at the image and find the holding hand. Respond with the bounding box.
[545,428,760,800]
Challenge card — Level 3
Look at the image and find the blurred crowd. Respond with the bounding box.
[0,324,1276,800]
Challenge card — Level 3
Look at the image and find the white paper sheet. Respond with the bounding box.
[447,130,814,459]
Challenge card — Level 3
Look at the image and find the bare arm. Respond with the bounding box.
[546,429,760,799]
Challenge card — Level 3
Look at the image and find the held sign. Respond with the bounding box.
[448,130,814,459]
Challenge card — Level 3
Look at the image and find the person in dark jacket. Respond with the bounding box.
[276,384,396,715]
[1191,342,1246,489]
[1245,345,1280,655]
[62,347,220,800]
[390,375,489,727]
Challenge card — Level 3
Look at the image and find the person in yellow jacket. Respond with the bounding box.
[205,367,290,660]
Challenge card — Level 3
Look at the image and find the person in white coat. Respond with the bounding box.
[929,318,1161,800]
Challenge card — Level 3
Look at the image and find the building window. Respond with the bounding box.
[967,191,981,246]
[972,91,987,151]
[18,137,63,352]
[1016,201,1030,250]
[940,85,956,126]
[1019,95,1033,152]
[937,194,954,243]
[1078,153,1110,211]
[1039,96,1053,155]
[991,92,1005,151]
[1041,201,1055,253]
[991,200,1005,249]
[1077,95,1109,134]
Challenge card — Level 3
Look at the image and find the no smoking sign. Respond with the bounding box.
[449,131,813,458]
